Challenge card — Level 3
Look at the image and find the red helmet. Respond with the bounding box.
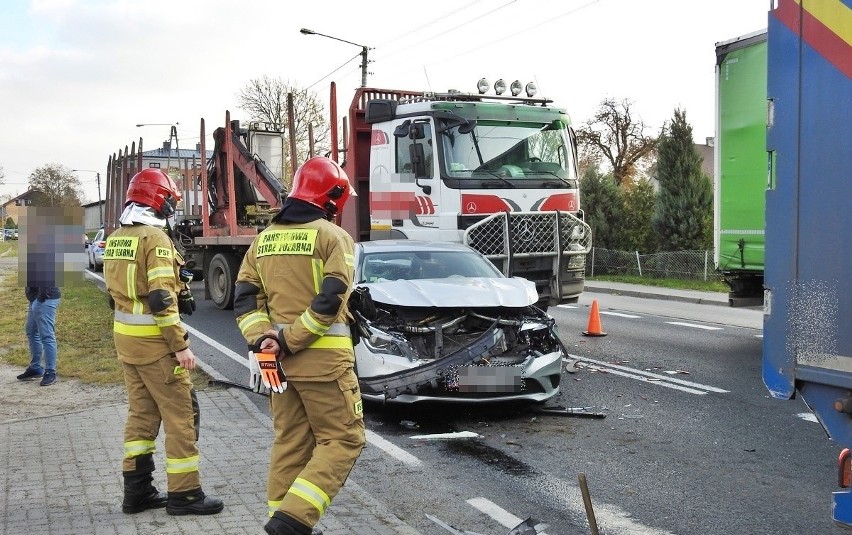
[125,168,181,217]
[289,157,355,216]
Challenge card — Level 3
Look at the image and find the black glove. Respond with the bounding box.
[178,288,196,315]
[179,268,194,284]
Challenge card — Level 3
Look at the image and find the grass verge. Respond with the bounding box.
[587,274,728,293]
[0,259,211,388]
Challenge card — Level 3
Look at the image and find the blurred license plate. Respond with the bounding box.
[458,366,522,393]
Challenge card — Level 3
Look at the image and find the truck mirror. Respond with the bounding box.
[415,177,432,195]
[409,123,425,140]
[393,120,411,138]
[409,143,427,178]
[458,120,477,134]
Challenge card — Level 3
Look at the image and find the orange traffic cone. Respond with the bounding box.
[582,299,607,337]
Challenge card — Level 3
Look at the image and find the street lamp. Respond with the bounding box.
[300,28,371,87]
[72,169,102,226]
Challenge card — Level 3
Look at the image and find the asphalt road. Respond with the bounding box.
[85,270,843,534]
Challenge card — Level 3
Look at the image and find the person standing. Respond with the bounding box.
[235,157,365,535]
[17,284,61,386]
[104,168,222,516]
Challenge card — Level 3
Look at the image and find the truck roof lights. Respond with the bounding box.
[526,82,537,98]
[477,78,490,94]
[494,79,507,95]
[510,80,523,96]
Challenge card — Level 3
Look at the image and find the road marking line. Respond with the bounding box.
[666,321,723,330]
[86,270,250,369]
[600,311,642,318]
[797,412,818,423]
[366,430,423,467]
[568,354,730,394]
[557,304,578,309]
[467,497,550,535]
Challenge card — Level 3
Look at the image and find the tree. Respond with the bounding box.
[0,164,5,187]
[651,109,713,251]
[28,163,84,208]
[576,98,659,186]
[579,164,623,249]
[237,77,330,183]
[618,179,658,252]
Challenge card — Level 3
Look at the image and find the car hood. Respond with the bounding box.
[359,277,538,308]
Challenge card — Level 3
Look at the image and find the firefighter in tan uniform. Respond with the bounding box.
[235,157,365,535]
[104,169,223,516]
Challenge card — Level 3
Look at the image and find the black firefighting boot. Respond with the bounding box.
[264,511,323,535]
[121,454,168,514]
[166,488,224,516]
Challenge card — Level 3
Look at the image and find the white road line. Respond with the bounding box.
[568,354,730,394]
[600,311,642,318]
[365,430,423,467]
[85,270,250,368]
[666,321,723,331]
[467,497,550,535]
[797,412,818,423]
[557,304,578,309]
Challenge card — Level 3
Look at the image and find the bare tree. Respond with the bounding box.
[237,76,331,179]
[0,164,5,187]
[576,98,659,186]
[28,163,84,207]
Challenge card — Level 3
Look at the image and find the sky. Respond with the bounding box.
[0,0,771,204]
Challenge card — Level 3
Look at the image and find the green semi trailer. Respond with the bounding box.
[713,30,767,307]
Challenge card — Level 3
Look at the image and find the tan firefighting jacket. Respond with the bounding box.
[235,218,355,381]
[104,224,189,364]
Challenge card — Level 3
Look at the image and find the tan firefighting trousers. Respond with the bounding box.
[121,355,201,492]
[267,367,366,527]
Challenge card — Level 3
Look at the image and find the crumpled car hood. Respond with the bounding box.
[360,277,538,308]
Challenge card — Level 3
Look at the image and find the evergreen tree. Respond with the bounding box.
[651,109,712,250]
[579,165,623,249]
[618,179,658,252]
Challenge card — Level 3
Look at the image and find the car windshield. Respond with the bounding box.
[361,250,501,282]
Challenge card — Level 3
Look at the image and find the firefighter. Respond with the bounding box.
[104,168,223,516]
[235,156,365,535]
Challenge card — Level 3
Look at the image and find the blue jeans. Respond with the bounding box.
[25,298,60,375]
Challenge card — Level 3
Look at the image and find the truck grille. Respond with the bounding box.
[463,211,592,259]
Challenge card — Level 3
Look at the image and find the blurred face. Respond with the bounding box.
[18,207,87,288]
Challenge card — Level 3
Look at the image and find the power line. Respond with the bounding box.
[306,52,363,91]
[378,0,519,63]
[383,0,601,82]
[375,0,484,48]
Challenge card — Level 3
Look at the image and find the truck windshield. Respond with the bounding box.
[439,121,577,189]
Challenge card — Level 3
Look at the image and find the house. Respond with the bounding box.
[82,199,106,234]
[1,190,48,226]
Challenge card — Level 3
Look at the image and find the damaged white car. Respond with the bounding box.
[348,240,566,404]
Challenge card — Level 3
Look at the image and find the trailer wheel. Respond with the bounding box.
[208,253,239,310]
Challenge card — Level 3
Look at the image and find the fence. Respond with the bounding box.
[586,247,725,282]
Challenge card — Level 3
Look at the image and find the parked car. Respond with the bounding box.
[3,229,17,240]
[87,228,106,271]
[349,240,565,404]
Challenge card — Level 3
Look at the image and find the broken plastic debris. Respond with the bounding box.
[410,431,481,440]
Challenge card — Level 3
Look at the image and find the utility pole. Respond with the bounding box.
[300,28,371,87]
[72,169,104,226]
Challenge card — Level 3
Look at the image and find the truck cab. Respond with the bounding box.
[341,84,591,306]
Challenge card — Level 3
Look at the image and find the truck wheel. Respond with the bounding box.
[208,253,239,310]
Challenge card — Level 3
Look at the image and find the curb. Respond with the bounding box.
[583,284,730,308]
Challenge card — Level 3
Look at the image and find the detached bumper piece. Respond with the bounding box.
[359,324,506,400]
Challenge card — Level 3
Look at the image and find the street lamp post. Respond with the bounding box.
[72,169,102,226]
[300,28,370,87]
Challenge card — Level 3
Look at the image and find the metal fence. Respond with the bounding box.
[586,247,725,282]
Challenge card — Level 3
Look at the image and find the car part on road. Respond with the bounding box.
[535,406,607,419]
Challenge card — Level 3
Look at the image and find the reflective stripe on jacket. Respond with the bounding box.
[235,219,355,380]
[104,224,188,364]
